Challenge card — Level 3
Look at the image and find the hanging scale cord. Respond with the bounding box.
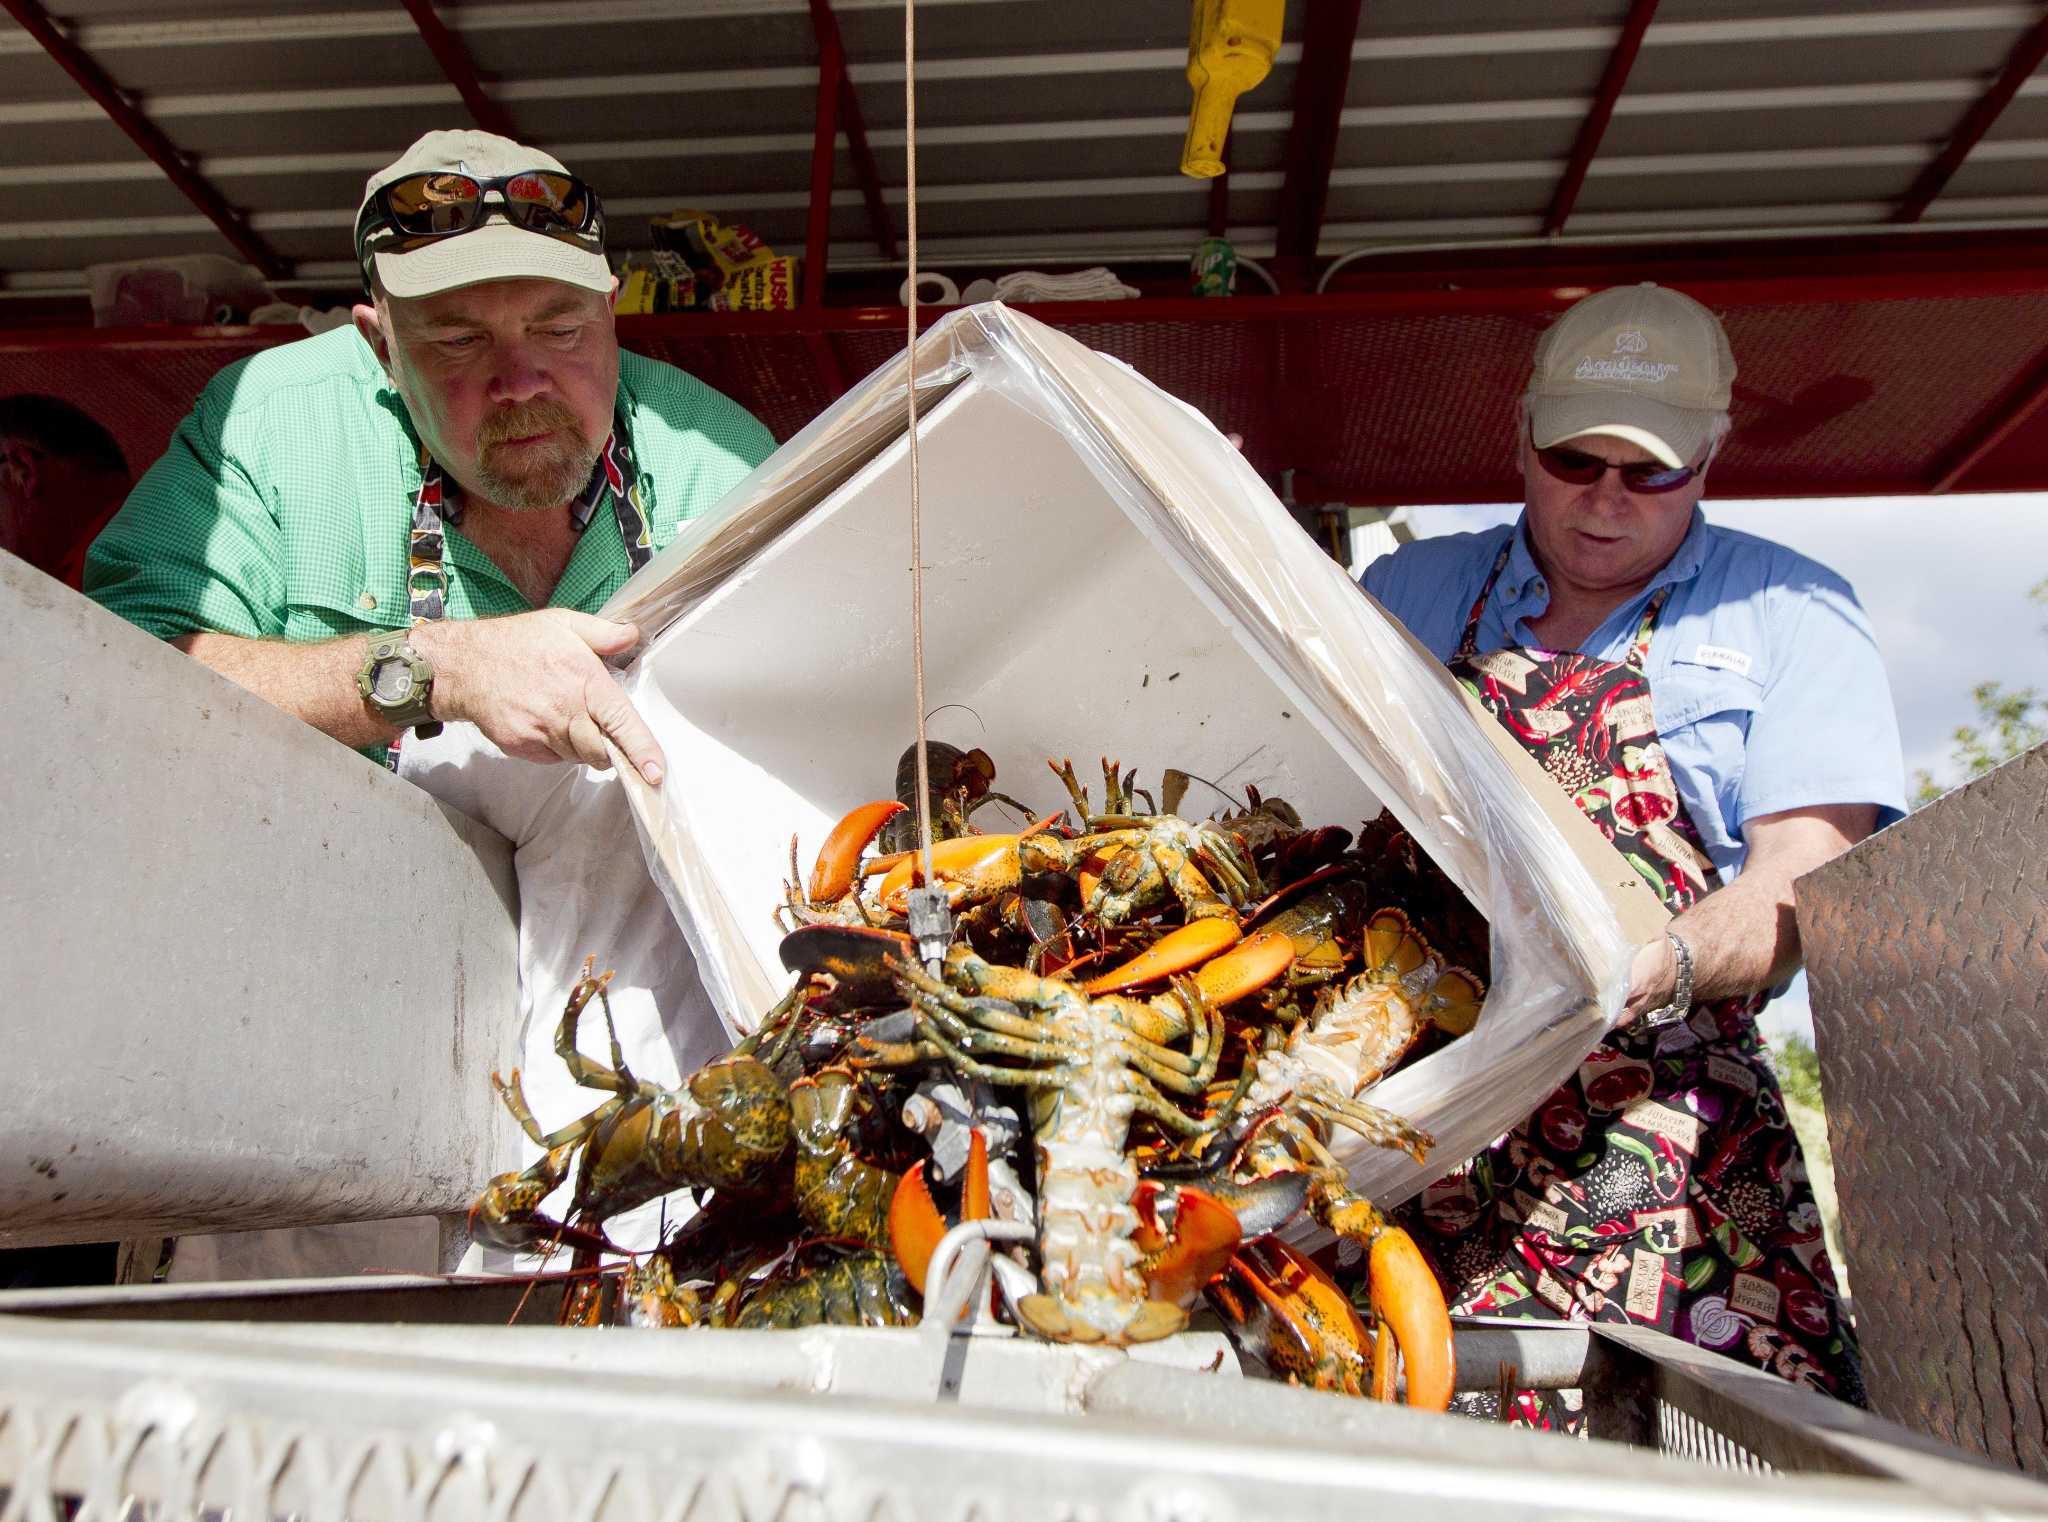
[901,0,950,971]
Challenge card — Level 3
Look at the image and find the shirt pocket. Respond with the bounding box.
[273,463,404,641]
[1656,662,1763,733]
[1654,660,1764,847]
[281,556,393,644]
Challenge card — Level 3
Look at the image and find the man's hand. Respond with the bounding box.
[1615,802,1878,1027]
[416,610,666,784]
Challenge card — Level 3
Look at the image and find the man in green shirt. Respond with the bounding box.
[88,129,773,778]
[84,130,779,1273]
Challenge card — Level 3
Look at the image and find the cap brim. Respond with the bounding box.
[371,221,612,299]
[1530,391,1712,469]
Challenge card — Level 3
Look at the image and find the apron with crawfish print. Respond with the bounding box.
[1398,544,1865,1425]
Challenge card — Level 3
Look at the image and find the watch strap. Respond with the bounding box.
[357,629,440,735]
[1640,930,1694,1029]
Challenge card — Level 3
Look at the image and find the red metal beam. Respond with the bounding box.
[1543,0,1659,236]
[0,0,287,280]
[7,247,2043,353]
[1929,344,2048,491]
[809,0,899,263]
[1312,227,2048,297]
[1273,0,1365,269]
[803,22,845,309]
[6,232,2048,347]
[1896,9,2048,223]
[400,0,518,140]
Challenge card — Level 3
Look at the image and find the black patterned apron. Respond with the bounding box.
[1399,544,1864,1426]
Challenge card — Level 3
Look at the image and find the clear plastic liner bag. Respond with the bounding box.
[605,302,1664,1215]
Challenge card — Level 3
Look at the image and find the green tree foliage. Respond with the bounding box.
[1771,1032,1824,1110]
[1912,578,2048,806]
[1768,1033,1848,1287]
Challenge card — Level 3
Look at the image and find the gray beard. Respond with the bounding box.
[471,436,600,512]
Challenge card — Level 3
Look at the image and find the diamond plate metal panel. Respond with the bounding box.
[1796,744,2048,1476]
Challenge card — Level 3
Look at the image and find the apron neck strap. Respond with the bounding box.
[1453,543,1514,663]
[1454,541,1674,669]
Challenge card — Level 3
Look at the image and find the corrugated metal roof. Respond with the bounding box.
[2,0,2046,292]
[3,0,2047,519]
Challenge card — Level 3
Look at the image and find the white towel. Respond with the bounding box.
[987,266,1139,303]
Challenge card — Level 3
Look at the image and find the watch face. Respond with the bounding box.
[371,659,416,705]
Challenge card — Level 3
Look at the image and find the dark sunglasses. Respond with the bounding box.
[356,170,604,259]
[1531,428,1705,494]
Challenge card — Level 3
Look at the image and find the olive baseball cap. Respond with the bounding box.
[1525,282,1736,468]
[356,130,612,299]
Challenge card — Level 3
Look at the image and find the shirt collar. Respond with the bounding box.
[1503,505,1711,605]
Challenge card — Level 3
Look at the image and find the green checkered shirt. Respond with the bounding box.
[87,324,772,644]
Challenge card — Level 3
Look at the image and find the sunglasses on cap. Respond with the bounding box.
[1530,427,1706,495]
[355,170,605,261]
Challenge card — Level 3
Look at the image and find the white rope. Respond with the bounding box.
[904,0,934,887]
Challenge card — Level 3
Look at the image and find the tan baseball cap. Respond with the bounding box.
[1526,282,1736,468]
[355,130,611,299]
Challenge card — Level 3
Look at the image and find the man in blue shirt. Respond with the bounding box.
[1360,283,1903,1418]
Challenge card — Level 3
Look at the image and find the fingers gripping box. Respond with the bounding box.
[605,304,1663,1211]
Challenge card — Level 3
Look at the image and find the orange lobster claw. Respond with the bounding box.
[1083,918,1241,994]
[861,848,913,879]
[962,1129,991,1222]
[1214,1237,1372,1395]
[877,834,1011,912]
[1189,928,1295,1004]
[808,800,906,905]
[889,1162,944,1296]
[1369,1224,1455,1411]
[1075,846,1121,907]
[876,813,1064,912]
[1137,1183,1242,1306]
[1372,1318,1399,1402]
[888,1130,993,1303]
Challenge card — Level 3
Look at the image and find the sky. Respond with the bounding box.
[1404,492,2048,1041]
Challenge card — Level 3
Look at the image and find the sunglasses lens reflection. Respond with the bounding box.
[385,173,484,235]
[1626,465,1695,492]
[502,173,590,232]
[378,172,596,240]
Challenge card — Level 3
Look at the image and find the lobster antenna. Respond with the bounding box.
[1178,769,1250,810]
[923,702,985,732]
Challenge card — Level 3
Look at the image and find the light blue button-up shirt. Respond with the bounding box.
[1360,509,1906,883]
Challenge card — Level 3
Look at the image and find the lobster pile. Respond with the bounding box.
[470,747,1487,1408]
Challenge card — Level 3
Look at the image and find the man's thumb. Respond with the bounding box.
[561,612,641,657]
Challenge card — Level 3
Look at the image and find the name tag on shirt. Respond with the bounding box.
[1691,643,1754,677]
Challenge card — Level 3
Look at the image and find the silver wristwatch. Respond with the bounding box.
[1640,930,1694,1029]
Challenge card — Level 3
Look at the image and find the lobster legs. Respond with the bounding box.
[467,1141,620,1258]
[882,950,1228,1346]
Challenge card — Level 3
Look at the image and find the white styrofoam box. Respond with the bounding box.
[613,303,1664,1206]
[630,375,1382,1019]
